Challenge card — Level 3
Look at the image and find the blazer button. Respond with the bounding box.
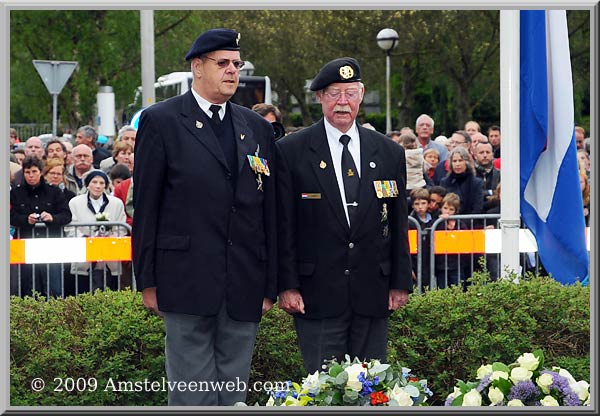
[348,242,354,249]
[227,239,233,246]
[344,269,350,276]
[226,173,232,180]
[231,206,236,213]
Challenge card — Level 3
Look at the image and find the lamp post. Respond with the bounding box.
[376,28,399,134]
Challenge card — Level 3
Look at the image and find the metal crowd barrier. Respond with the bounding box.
[9,222,133,299]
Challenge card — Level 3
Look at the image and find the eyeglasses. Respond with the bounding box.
[203,56,245,70]
[322,89,361,100]
[450,140,466,146]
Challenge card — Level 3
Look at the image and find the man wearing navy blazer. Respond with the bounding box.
[133,28,277,406]
[276,57,413,373]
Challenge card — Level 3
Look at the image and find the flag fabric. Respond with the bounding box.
[520,10,589,284]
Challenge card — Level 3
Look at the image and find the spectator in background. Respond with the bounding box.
[474,142,501,204]
[423,148,440,183]
[12,148,25,165]
[63,140,74,167]
[432,130,471,185]
[428,185,447,218]
[116,125,137,150]
[580,172,590,227]
[577,149,590,182]
[464,120,481,137]
[435,192,469,289]
[386,130,402,144]
[10,128,20,149]
[12,136,46,185]
[434,135,451,152]
[251,103,282,124]
[470,132,488,159]
[487,125,501,159]
[65,144,94,195]
[43,158,76,203]
[575,126,585,150]
[100,141,134,174]
[440,146,484,216]
[415,114,449,162]
[75,125,111,169]
[399,131,426,190]
[400,126,414,135]
[109,163,131,189]
[408,187,436,291]
[67,170,126,293]
[10,156,72,297]
[46,139,68,165]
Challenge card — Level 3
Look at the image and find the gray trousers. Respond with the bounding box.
[293,307,388,373]
[163,301,259,406]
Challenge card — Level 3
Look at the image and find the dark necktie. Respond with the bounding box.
[339,134,360,226]
[209,104,221,125]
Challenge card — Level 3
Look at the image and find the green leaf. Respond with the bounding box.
[492,362,510,373]
[494,377,512,396]
[533,349,545,370]
[329,364,343,378]
[452,394,464,406]
[334,371,348,386]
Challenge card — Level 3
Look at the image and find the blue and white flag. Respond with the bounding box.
[520,10,589,284]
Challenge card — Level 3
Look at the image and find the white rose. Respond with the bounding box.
[510,367,533,384]
[266,396,275,406]
[571,380,590,402]
[558,368,577,385]
[516,353,540,371]
[447,386,462,402]
[476,364,493,380]
[507,399,525,406]
[488,386,504,405]
[462,389,482,406]
[302,370,320,391]
[490,371,509,381]
[389,384,414,406]
[345,363,366,392]
[536,373,553,394]
[540,395,559,406]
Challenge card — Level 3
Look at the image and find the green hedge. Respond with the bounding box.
[11,276,590,406]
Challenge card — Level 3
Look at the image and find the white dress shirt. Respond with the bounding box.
[191,89,226,121]
[324,118,361,226]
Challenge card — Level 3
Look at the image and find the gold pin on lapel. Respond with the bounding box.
[240,134,246,141]
[196,120,203,129]
[320,160,327,169]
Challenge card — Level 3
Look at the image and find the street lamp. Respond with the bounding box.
[376,28,399,134]
[240,60,255,77]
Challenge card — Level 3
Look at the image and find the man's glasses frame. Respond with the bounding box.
[322,88,362,101]
[202,56,245,70]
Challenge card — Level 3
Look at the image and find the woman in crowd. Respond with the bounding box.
[67,170,126,293]
[440,146,484,217]
[43,158,76,203]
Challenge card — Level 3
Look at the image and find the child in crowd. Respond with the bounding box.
[435,193,469,289]
[400,132,426,190]
[409,188,437,291]
[423,148,439,183]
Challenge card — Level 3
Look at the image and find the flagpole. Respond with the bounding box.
[500,10,521,279]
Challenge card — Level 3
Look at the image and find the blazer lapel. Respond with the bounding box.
[309,121,349,235]
[178,91,229,171]
[351,126,380,238]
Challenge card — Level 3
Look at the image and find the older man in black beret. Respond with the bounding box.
[133,28,277,406]
[275,57,413,373]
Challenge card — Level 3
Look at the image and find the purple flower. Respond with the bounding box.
[541,371,581,406]
[358,372,374,397]
[507,380,541,405]
[476,374,492,393]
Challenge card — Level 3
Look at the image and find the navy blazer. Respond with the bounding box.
[275,120,413,320]
[132,91,277,322]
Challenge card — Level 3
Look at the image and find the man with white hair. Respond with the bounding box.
[414,114,448,162]
[64,144,94,194]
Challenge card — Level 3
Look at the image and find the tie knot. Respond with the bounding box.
[339,134,351,146]
[210,105,222,120]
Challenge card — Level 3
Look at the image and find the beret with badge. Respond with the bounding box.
[185,28,241,61]
[309,57,362,91]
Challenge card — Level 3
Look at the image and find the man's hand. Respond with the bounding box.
[39,211,53,222]
[142,287,163,317]
[262,297,274,314]
[388,289,409,311]
[277,289,305,314]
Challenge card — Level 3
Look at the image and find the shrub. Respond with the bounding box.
[10,277,589,406]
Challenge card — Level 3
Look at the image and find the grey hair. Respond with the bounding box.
[77,125,98,144]
[415,114,434,130]
[117,125,137,141]
[447,146,476,176]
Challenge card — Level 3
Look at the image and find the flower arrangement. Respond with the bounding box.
[445,350,590,406]
[263,355,432,406]
[95,212,110,222]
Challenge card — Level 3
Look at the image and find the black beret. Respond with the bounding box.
[185,28,241,61]
[84,169,110,188]
[309,57,362,91]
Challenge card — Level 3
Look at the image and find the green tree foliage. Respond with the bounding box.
[10,10,590,134]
